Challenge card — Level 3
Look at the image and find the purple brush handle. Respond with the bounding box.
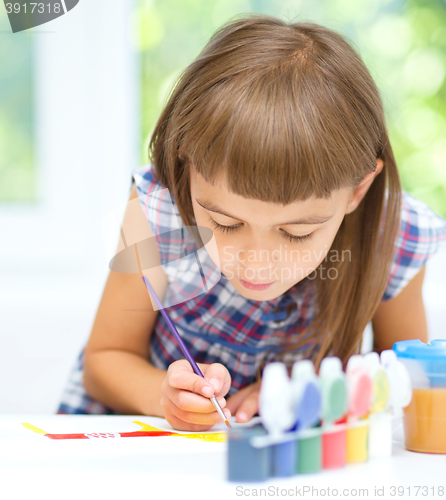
[142,276,204,378]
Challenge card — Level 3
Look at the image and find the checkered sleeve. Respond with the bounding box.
[382,192,446,301]
[57,351,116,415]
[57,165,183,415]
[131,165,185,270]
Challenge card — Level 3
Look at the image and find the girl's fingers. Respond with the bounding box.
[200,362,232,397]
[163,360,232,429]
[169,386,227,413]
[234,388,260,423]
[226,386,250,414]
[165,412,223,432]
[167,360,215,397]
[164,397,231,427]
[226,380,261,416]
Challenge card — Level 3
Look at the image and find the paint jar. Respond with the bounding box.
[296,426,322,474]
[227,425,271,482]
[393,339,446,454]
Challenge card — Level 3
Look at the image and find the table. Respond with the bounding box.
[0,415,444,500]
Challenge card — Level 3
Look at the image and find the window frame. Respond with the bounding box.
[0,0,140,275]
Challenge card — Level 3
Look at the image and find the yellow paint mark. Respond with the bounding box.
[133,420,165,433]
[132,420,226,442]
[21,423,47,435]
[172,432,226,442]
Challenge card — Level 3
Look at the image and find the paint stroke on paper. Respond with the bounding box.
[21,420,226,442]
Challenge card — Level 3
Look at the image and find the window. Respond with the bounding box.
[137,0,446,217]
[0,15,36,202]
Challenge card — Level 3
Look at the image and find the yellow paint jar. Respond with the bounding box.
[346,419,368,463]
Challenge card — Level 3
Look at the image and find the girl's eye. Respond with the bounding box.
[210,219,241,233]
[210,218,314,243]
[280,230,314,244]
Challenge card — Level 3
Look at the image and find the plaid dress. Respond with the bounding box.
[57,165,446,414]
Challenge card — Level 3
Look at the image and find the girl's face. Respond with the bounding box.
[190,166,363,301]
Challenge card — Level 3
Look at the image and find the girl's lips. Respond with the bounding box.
[239,278,275,291]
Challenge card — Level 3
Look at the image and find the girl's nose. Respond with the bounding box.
[238,249,275,274]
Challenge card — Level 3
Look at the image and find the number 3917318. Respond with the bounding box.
[5,3,62,14]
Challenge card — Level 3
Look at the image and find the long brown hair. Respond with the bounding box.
[149,14,402,370]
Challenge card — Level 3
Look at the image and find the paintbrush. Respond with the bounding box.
[118,224,230,428]
[141,274,231,428]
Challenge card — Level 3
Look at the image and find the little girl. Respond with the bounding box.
[58,14,446,431]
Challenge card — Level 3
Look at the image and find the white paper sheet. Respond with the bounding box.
[0,415,258,459]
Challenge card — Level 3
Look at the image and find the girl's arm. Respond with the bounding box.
[371,265,428,353]
[83,184,231,428]
[83,184,167,416]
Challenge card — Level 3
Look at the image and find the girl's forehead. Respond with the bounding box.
[190,165,352,223]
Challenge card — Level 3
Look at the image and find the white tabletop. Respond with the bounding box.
[0,414,444,500]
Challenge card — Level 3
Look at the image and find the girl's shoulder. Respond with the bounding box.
[383,191,446,300]
[130,165,221,299]
[131,163,184,236]
[131,164,198,271]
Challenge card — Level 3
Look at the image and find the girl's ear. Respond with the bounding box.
[345,159,384,214]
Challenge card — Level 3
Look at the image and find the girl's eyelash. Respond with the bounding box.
[210,219,241,233]
[210,218,314,243]
[280,230,314,244]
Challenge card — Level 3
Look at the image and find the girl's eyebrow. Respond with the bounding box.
[195,199,333,225]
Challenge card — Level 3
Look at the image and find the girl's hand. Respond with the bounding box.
[226,380,261,423]
[161,360,232,431]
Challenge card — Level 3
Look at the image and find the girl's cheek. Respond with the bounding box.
[213,235,233,259]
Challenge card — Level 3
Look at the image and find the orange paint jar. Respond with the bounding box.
[403,388,446,454]
[393,339,446,455]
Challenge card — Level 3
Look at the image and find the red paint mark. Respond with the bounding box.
[44,430,174,440]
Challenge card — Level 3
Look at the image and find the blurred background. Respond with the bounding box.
[1,0,445,413]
